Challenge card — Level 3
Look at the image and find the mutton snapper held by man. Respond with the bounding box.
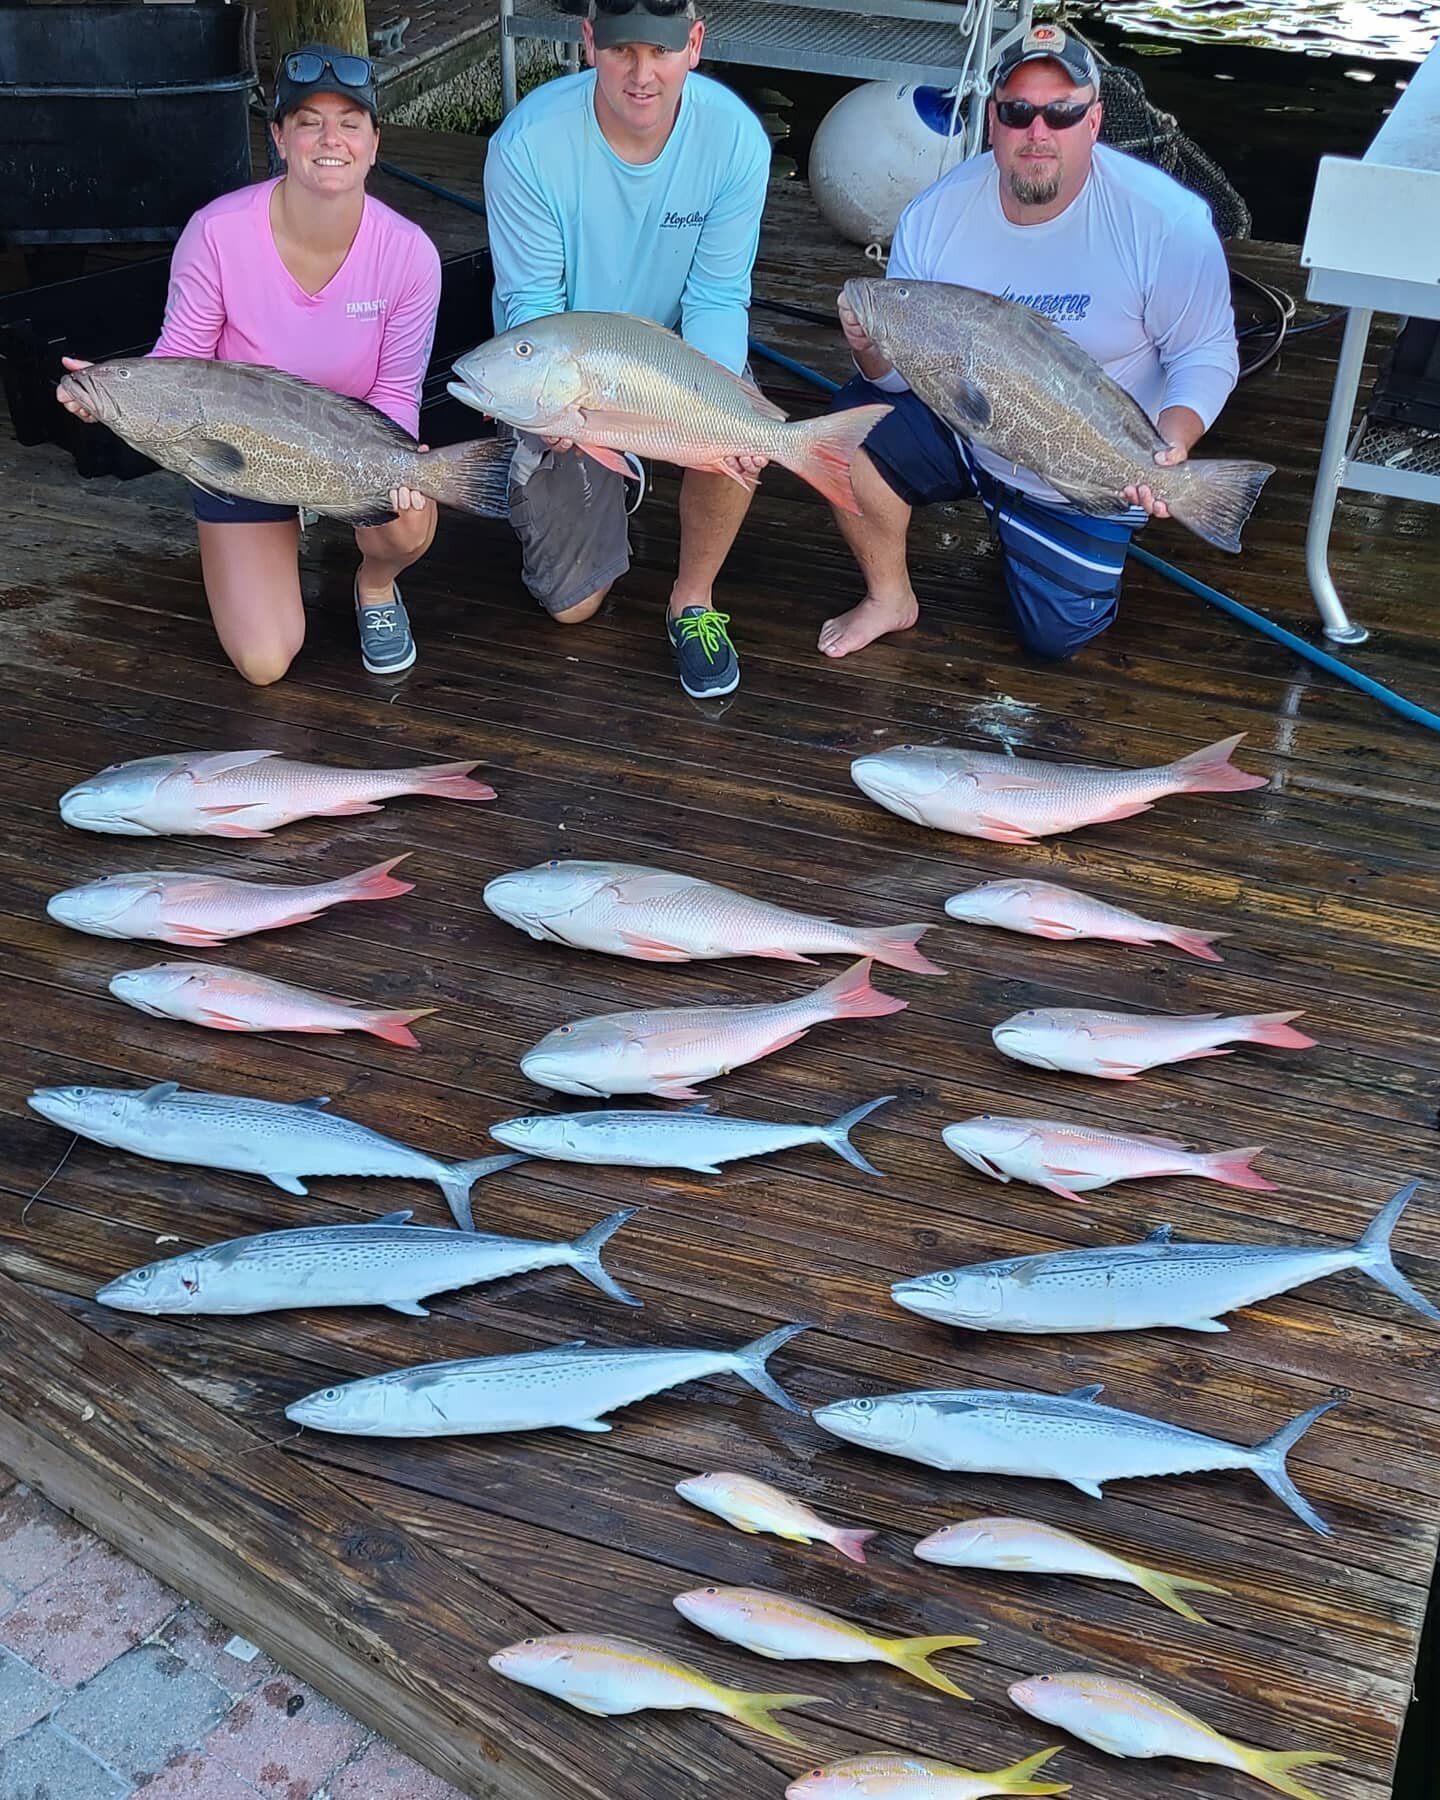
[519,959,906,1099]
[851,732,1266,842]
[25,1081,526,1231]
[447,311,891,513]
[482,859,942,972]
[58,358,513,525]
[843,277,1275,552]
[96,1206,640,1316]
[812,1382,1340,1534]
[59,748,493,837]
[284,1322,810,1436]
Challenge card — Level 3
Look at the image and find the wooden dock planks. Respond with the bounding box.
[0,129,1436,1800]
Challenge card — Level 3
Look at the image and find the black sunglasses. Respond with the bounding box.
[283,50,374,88]
[993,97,1095,131]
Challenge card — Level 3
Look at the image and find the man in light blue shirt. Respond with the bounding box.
[484,0,772,698]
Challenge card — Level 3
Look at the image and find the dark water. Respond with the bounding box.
[717,2,1429,243]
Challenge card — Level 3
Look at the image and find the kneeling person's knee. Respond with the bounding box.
[232,641,300,686]
[550,585,610,625]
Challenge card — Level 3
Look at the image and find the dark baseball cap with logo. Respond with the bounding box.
[588,0,699,52]
[993,24,1100,90]
[273,43,379,122]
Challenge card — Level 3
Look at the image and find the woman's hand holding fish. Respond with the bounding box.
[540,433,577,453]
[836,292,894,384]
[719,452,769,478]
[1124,441,1187,518]
[55,355,97,424]
[389,448,432,513]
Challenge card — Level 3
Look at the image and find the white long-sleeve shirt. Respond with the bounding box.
[879,143,1240,502]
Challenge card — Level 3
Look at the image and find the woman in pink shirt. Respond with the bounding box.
[58,46,442,682]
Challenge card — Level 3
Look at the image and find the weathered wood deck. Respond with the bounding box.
[0,122,1437,1800]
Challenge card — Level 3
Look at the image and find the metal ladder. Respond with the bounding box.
[498,0,1034,132]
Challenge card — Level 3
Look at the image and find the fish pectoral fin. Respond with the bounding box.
[1027,919,1085,939]
[976,816,1038,844]
[567,1419,612,1433]
[654,1082,707,1101]
[1040,1180,1090,1204]
[563,1697,615,1716]
[577,443,639,479]
[1067,1477,1106,1499]
[189,438,248,482]
[160,926,227,947]
[195,1009,257,1032]
[943,379,992,430]
[268,1175,310,1196]
[617,931,693,962]
[387,1300,430,1317]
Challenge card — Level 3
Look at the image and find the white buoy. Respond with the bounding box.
[808,81,972,249]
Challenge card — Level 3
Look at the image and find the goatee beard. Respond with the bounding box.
[1010,165,1063,207]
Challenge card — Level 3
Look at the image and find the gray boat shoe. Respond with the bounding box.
[355,578,417,675]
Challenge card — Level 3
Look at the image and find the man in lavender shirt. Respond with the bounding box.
[58,47,442,683]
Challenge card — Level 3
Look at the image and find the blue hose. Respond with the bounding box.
[747,335,1440,735]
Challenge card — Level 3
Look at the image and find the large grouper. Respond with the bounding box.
[59,357,513,525]
[843,276,1274,552]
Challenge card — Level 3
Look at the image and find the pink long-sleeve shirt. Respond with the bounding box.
[151,176,441,436]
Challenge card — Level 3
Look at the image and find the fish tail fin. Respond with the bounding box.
[1197,1145,1276,1192]
[812,958,907,1023]
[1237,1745,1344,1800]
[1166,732,1269,794]
[1166,457,1274,552]
[784,404,893,514]
[568,1207,642,1307]
[407,759,497,803]
[418,435,514,518]
[857,921,945,974]
[1251,1399,1340,1535]
[438,1151,530,1232]
[880,1632,982,1698]
[361,1006,438,1049]
[1166,926,1228,963]
[731,1322,809,1414]
[1238,1010,1316,1050]
[1356,1181,1440,1321]
[821,1094,896,1175]
[981,1747,1071,1795]
[722,1688,824,1745]
[325,855,414,904]
[829,1527,877,1565]
[1130,1562,1231,1623]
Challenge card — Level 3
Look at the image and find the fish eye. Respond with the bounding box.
[320,1388,340,1401]
[894,285,910,298]
[515,340,534,359]
[854,1398,873,1413]
[545,859,559,868]
[114,367,132,380]
[936,1272,956,1288]
[135,1268,151,1282]
[557,1025,572,1036]
[703,1587,718,1595]
[522,1636,536,1645]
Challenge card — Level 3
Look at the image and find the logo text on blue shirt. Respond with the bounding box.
[661,210,707,230]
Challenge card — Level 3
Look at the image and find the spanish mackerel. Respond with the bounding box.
[284,1321,809,1436]
[95,1207,639,1316]
[489,1096,895,1175]
[25,1082,525,1231]
[843,277,1274,552]
[892,1182,1437,1335]
[812,1384,1339,1534]
[59,358,513,526]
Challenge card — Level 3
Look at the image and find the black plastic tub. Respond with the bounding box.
[0,245,496,478]
[0,3,254,247]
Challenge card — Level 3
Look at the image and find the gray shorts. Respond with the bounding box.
[505,427,633,616]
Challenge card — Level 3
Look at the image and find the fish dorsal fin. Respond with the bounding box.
[609,869,708,902]
[1067,1383,1105,1402]
[296,1096,332,1111]
[1144,1224,1175,1244]
[139,1081,181,1104]
[375,1210,414,1225]
[182,750,281,783]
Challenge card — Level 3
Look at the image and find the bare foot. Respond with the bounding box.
[818,591,919,658]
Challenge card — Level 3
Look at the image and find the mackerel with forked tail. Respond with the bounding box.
[813,1382,1341,1534]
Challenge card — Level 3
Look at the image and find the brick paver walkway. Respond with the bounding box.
[0,1467,467,1800]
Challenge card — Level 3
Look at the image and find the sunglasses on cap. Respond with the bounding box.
[993,97,1096,130]
[282,49,375,88]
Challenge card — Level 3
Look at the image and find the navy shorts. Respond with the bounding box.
[190,485,298,526]
[832,376,1144,660]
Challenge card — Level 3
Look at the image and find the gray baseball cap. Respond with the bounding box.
[588,1,698,51]
[993,24,1100,90]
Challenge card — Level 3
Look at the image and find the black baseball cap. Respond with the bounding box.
[273,44,379,121]
[993,24,1100,90]
[588,0,698,52]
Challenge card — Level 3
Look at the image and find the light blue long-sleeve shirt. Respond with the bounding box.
[483,69,770,373]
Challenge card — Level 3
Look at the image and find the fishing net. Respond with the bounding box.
[1095,59,1252,239]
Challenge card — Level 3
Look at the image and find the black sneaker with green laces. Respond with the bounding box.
[666,606,739,699]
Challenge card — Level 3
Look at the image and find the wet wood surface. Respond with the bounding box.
[0,125,1437,1800]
